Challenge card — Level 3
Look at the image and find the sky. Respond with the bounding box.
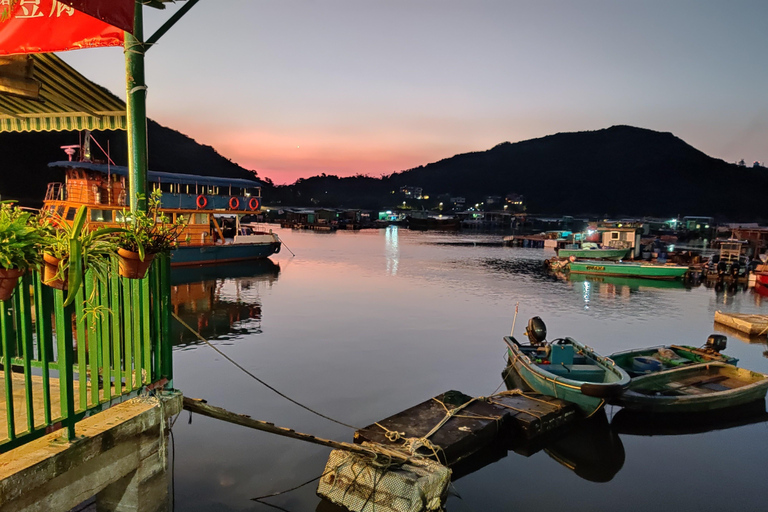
[59,0,768,185]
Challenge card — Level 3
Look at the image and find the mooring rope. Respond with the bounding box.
[172,312,360,430]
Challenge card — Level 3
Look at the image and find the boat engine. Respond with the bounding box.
[525,316,547,345]
[705,334,727,353]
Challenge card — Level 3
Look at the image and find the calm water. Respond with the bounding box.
[169,227,768,512]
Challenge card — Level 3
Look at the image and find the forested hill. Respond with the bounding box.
[275,125,767,220]
[0,119,261,206]
[3,123,765,220]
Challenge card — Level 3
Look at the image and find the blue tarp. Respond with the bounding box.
[48,161,262,189]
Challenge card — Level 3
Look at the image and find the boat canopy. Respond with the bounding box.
[48,161,263,189]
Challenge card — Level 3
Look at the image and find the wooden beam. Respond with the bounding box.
[182,397,410,463]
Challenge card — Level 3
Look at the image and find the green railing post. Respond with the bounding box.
[160,254,173,387]
[34,273,54,426]
[54,290,76,442]
[1,298,16,441]
[16,275,35,433]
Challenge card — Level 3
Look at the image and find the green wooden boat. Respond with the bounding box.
[557,247,630,261]
[567,260,689,280]
[614,363,768,413]
[504,318,630,417]
[609,342,738,377]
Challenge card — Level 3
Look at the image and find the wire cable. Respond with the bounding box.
[172,312,360,430]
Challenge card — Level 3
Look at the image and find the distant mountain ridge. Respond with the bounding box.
[2,123,764,220]
[275,125,766,220]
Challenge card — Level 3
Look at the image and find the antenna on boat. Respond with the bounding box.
[510,302,519,336]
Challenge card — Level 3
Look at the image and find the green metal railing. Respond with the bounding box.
[0,254,172,451]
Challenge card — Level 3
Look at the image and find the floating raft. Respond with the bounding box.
[714,311,768,336]
[318,390,576,512]
[353,390,577,466]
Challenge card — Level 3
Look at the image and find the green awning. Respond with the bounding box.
[0,53,125,133]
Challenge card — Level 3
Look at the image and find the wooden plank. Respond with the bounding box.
[182,397,410,463]
[488,391,578,438]
[354,390,508,466]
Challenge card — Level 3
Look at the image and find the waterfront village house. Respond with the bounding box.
[400,186,423,199]
[592,223,643,258]
[683,216,714,231]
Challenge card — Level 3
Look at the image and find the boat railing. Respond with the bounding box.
[0,255,173,451]
[44,182,65,202]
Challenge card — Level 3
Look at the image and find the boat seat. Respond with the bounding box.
[545,363,606,382]
[550,344,574,366]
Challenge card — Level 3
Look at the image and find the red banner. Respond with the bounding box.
[0,0,129,55]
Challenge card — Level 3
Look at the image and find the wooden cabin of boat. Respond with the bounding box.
[44,160,265,247]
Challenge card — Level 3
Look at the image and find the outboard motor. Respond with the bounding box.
[706,334,727,353]
[525,317,547,345]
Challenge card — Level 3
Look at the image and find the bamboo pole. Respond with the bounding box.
[182,397,410,464]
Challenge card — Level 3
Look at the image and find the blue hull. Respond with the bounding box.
[171,242,280,267]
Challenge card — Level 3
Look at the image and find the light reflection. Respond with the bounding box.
[385,225,399,276]
[582,281,591,310]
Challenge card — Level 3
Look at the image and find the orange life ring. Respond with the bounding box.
[248,197,260,211]
[196,195,207,209]
[229,196,240,210]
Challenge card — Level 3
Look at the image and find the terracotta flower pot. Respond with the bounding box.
[42,253,67,290]
[117,248,156,279]
[0,267,24,301]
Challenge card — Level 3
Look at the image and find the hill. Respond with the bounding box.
[3,123,765,220]
[0,119,261,206]
[274,126,767,220]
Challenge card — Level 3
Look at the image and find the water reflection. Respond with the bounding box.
[611,400,768,436]
[385,225,399,276]
[170,260,280,347]
[542,411,625,483]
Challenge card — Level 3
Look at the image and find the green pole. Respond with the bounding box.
[125,1,148,212]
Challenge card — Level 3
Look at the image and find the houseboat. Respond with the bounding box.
[44,159,281,267]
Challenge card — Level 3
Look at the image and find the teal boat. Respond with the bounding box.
[557,246,629,261]
[568,260,689,280]
[614,363,768,413]
[504,318,630,417]
[609,337,738,378]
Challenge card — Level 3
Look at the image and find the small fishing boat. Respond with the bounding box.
[504,317,630,417]
[567,260,689,280]
[614,363,768,413]
[609,335,738,377]
[557,243,629,261]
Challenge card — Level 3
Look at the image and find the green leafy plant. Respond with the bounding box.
[0,201,46,271]
[43,205,124,306]
[117,189,187,260]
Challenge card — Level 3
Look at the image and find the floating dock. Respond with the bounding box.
[714,311,768,336]
[318,389,577,512]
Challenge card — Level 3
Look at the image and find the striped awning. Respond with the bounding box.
[0,53,125,133]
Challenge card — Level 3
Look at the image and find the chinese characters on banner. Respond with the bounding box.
[0,0,130,55]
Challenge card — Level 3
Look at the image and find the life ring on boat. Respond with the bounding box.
[229,197,240,210]
[196,195,207,209]
[248,197,260,211]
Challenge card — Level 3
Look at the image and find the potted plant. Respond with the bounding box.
[42,205,124,306]
[116,189,186,279]
[0,202,45,301]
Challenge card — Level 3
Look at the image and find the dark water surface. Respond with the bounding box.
[170,227,768,512]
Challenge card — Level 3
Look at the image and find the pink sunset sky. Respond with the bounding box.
[60,0,768,185]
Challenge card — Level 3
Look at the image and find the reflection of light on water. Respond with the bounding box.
[582,281,591,310]
[385,225,399,276]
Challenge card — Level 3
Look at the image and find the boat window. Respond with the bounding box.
[90,209,113,222]
[611,232,619,239]
[65,208,76,221]
[189,213,208,224]
[115,210,129,223]
[56,205,65,217]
